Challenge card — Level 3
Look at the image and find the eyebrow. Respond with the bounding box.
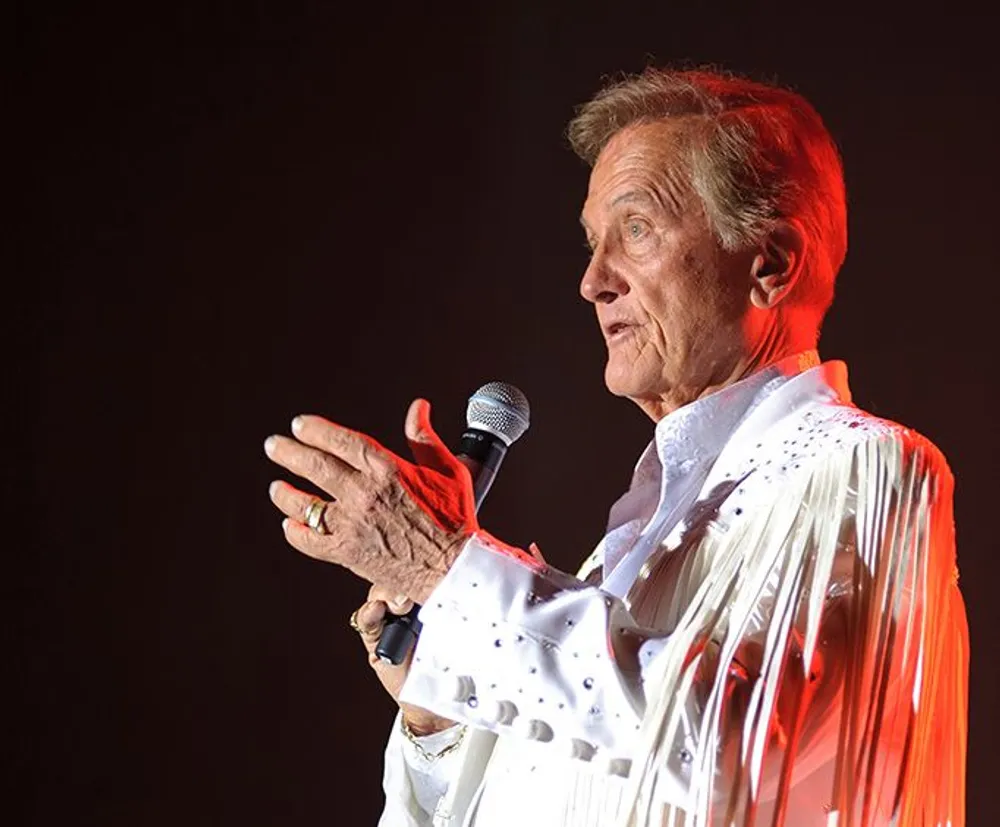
[611,190,656,209]
[579,189,659,234]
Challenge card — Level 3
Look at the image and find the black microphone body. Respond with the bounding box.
[373,426,509,665]
[456,427,509,509]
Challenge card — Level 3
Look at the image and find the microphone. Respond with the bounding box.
[374,382,531,665]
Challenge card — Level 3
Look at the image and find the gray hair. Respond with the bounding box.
[568,68,847,318]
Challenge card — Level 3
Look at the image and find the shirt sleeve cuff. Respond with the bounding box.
[399,532,642,758]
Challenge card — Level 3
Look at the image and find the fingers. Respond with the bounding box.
[269,479,333,527]
[353,590,414,673]
[290,415,393,475]
[369,583,414,614]
[353,592,411,635]
[265,434,356,499]
[353,601,388,672]
[281,517,343,564]
[354,598,387,642]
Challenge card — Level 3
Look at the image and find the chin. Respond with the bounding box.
[604,361,648,399]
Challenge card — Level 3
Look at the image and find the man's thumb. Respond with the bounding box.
[405,398,457,474]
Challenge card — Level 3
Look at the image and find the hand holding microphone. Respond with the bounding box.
[265,381,529,734]
[349,583,459,736]
[376,382,531,664]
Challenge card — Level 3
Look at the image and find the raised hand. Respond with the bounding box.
[265,399,478,605]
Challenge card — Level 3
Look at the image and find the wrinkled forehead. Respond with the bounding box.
[583,120,696,216]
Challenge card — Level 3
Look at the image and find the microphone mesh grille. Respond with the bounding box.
[466,382,530,445]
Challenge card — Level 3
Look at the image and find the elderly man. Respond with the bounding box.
[264,68,968,826]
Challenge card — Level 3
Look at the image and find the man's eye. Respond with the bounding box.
[627,219,648,239]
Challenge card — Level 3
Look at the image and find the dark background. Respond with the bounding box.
[17,1,998,824]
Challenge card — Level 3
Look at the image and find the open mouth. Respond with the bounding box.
[606,322,632,338]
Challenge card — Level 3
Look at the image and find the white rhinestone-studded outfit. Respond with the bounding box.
[378,353,968,827]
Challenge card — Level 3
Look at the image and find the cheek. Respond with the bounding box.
[642,286,728,364]
[631,239,738,347]
[672,250,738,323]
[641,277,697,341]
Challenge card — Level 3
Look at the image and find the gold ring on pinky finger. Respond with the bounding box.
[349,609,363,633]
[304,498,329,534]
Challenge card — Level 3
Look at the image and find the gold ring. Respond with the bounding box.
[304,498,329,534]
[349,609,363,633]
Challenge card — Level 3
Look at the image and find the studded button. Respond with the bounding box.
[598,756,632,777]
[449,675,475,703]
[568,738,596,761]
[514,718,553,742]
[480,699,518,725]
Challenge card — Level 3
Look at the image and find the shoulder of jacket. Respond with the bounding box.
[798,404,950,473]
[746,401,947,467]
[707,403,951,526]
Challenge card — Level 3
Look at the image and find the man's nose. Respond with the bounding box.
[579,249,629,304]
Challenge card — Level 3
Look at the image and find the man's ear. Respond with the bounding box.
[749,219,807,310]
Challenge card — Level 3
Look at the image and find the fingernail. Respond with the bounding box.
[268,480,280,498]
[281,517,289,531]
[264,436,277,455]
[291,416,304,434]
[393,594,408,607]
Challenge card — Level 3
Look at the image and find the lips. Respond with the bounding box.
[601,320,636,344]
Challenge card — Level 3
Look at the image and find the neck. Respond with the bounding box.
[634,319,816,422]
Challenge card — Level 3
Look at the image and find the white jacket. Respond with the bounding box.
[380,357,967,827]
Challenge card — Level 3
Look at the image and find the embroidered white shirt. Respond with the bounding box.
[378,352,827,826]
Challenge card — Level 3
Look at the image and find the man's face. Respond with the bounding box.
[579,121,756,417]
